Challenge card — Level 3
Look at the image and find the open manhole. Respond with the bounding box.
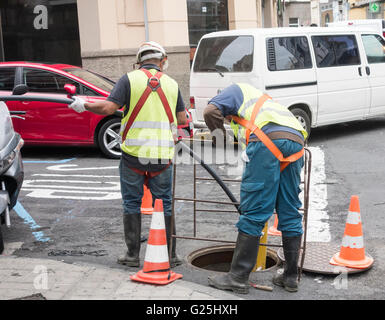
[187,244,281,273]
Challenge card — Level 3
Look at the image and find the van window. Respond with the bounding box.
[266,37,312,71]
[193,36,253,73]
[361,34,385,64]
[312,35,360,68]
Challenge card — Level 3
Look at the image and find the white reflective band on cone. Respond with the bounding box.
[346,211,361,225]
[144,244,169,263]
[150,211,166,230]
[341,235,364,249]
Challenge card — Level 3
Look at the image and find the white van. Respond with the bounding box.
[327,19,385,38]
[189,27,385,135]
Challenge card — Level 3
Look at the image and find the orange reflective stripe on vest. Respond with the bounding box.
[232,97,304,172]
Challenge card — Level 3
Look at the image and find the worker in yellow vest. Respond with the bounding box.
[68,41,187,268]
[204,83,307,294]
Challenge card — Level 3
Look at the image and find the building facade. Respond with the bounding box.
[0,0,278,101]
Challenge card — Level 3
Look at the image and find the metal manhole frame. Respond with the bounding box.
[186,243,281,273]
[277,242,374,275]
[170,142,312,281]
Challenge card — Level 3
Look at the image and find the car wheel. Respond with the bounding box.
[97,118,122,159]
[290,108,311,137]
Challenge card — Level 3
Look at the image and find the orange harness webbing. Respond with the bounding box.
[232,94,304,172]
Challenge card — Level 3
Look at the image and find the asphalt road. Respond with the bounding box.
[2,116,385,300]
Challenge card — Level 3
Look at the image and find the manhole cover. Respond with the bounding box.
[277,242,373,275]
[187,244,280,273]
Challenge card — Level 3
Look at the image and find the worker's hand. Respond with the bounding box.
[68,96,86,113]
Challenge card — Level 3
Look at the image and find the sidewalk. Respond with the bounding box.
[0,254,242,300]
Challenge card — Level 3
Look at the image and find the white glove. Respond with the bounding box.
[241,150,250,163]
[68,96,86,113]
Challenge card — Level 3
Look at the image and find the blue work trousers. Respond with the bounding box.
[119,160,173,216]
[236,139,304,238]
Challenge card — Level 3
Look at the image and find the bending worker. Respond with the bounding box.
[68,41,187,268]
[203,83,307,294]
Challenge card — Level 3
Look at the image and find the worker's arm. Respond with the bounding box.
[176,110,187,125]
[203,104,226,133]
[203,104,227,145]
[84,100,120,115]
[68,96,120,115]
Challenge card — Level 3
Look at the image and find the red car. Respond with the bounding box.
[0,62,193,159]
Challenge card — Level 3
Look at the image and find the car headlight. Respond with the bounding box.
[0,151,16,175]
[0,138,23,175]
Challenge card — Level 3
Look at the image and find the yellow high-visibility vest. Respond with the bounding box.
[120,69,178,159]
[230,83,308,149]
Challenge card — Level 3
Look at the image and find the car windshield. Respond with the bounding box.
[63,68,114,92]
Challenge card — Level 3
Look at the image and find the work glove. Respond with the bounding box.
[68,96,86,113]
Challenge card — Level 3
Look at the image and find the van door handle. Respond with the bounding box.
[358,67,362,76]
[366,66,370,75]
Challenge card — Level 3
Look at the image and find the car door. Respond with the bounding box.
[14,67,92,143]
[311,34,370,125]
[0,67,20,131]
[360,33,385,117]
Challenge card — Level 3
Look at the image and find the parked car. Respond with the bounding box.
[189,27,385,136]
[0,62,193,159]
[0,95,24,253]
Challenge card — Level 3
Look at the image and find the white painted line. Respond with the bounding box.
[47,164,118,171]
[21,188,121,200]
[22,179,120,190]
[302,146,331,242]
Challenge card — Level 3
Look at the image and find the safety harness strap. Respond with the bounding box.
[232,98,304,172]
[122,68,175,180]
[122,68,175,142]
[245,94,271,145]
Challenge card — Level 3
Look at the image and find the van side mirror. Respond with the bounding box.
[12,84,29,95]
[64,84,77,96]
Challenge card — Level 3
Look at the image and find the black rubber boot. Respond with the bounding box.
[272,235,302,292]
[117,213,141,267]
[164,215,183,267]
[208,231,260,294]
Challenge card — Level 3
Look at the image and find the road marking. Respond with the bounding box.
[303,146,331,242]
[13,201,50,242]
[46,164,118,171]
[23,158,76,164]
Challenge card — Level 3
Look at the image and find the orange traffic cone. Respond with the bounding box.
[141,184,153,215]
[130,199,183,285]
[268,212,282,236]
[330,195,374,269]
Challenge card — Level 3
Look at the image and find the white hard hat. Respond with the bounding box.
[136,41,167,63]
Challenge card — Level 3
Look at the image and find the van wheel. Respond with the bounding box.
[290,108,311,137]
[97,118,122,159]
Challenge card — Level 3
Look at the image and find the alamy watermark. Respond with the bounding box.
[33,265,48,290]
[33,5,48,30]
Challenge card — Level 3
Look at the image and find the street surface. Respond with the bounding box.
[2,116,385,300]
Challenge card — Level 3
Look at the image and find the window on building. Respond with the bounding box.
[193,36,253,73]
[186,0,229,47]
[289,18,299,27]
[312,35,360,68]
[0,67,15,91]
[267,37,312,71]
[361,34,385,64]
